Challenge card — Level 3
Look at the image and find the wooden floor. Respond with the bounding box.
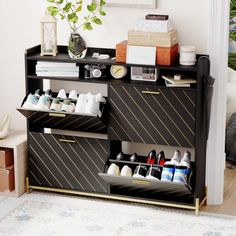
[201,167,236,216]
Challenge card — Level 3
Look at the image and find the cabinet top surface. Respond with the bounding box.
[26,45,207,72]
[0,130,27,148]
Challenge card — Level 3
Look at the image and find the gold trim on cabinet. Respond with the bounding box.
[49,113,66,118]
[59,139,76,143]
[195,198,200,216]
[142,91,160,95]
[26,177,30,194]
[132,179,151,185]
[28,185,206,214]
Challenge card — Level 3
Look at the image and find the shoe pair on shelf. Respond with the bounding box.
[133,165,162,181]
[164,150,191,168]
[75,93,106,116]
[57,89,78,100]
[50,89,77,112]
[116,152,139,162]
[23,89,52,110]
[107,164,132,177]
[161,150,191,184]
[107,163,162,181]
[146,150,166,166]
[50,98,75,113]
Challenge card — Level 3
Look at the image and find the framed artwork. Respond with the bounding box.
[96,0,157,8]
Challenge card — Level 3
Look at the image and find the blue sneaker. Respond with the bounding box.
[36,95,51,110]
[172,166,189,184]
[22,94,38,109]
[161,164,175,182]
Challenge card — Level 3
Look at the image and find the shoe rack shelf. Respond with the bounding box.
[17,95,107,133]
[21,45,212,215]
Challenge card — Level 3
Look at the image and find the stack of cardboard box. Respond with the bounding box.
[116,15,179,66]
[0,148,14,192]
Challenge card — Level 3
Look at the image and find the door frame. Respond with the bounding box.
[206,0,229,204]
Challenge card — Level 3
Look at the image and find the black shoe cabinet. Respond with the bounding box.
[19,45,212,215]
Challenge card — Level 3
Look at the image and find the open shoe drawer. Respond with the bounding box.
[99,173,194,204]
[17,97,107,133]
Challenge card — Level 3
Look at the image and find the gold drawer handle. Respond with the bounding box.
[132,179,151,185]
[59,139,76,143]
[49,113,66,118]
[142,91,160,95]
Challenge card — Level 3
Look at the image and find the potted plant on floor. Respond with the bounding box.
[47,0,106,59]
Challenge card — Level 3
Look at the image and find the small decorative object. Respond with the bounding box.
[179,46,197,66]
[0,115,11,139]
[110,65,127,79]
[40,10,57,56]
[131,67,157,82]
[84,64,107,79]
[47,0,107,59]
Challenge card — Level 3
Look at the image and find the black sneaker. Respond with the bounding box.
[129,153,138,162]
[146,166,162,180]
[133,165,147,178]
[116,152,125,161]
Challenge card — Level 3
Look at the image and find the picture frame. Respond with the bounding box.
[95,0,157,9]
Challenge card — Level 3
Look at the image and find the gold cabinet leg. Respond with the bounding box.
[195,198,200,216]
[26,177,30,194]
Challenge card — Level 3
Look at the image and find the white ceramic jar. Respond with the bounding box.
[179,46,196,66]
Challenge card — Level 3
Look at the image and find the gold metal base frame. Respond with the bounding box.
[25,178,207,216]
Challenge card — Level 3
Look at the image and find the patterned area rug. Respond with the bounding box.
[0,192,236,236]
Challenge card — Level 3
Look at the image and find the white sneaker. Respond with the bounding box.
[107,163,120,176]
[61,100,75,113]
[180,151,191,169]
[75,93,88,113]
[165,150,181,166]
[57,89,67,99]
[22,94,38,109]
[50,98,62,112]
[84,94,100,116]
[120,165,132,177]
[68,90,78,100]
[36,95,51,110]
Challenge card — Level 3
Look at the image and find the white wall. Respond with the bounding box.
[0,0,209,130]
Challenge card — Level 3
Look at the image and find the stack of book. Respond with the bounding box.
[36,61,79,77]
[162,75,197,87]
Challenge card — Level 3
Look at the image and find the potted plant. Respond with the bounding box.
[47,0,106,59]
[229,0,236,70]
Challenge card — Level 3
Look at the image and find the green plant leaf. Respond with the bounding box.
[230,31,236,41]
[63,2,72,12]
[47,0,55,3]
[93,16,102,25]
[56,0,63,4]
[76,5,82,12]
[68,12,78,23]
[59,13,65,19]
[47,6,59,16]
[87,2,97,12]
[100,0,106,6]
[99,10,106,16]
[84,22,93,30]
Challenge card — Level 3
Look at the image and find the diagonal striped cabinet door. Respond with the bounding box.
[28,132,108,193]
[108,84,196,148]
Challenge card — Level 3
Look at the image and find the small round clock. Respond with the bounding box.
[110,65,127,79]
